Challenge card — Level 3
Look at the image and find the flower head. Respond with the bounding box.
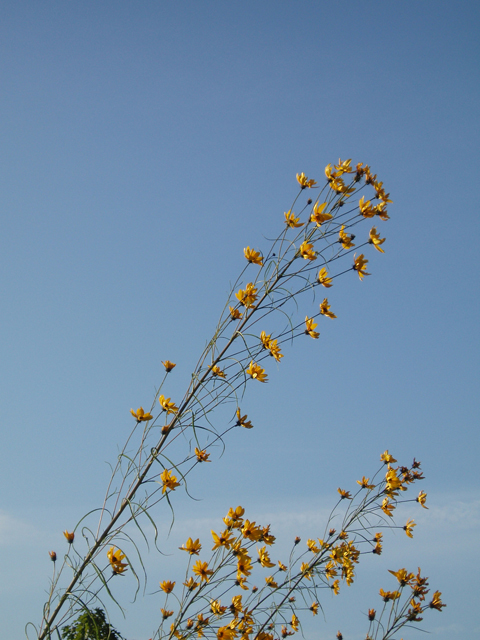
[49,551,57,561]
[130,407,154,422]
[353,254,370,280]
[320,298,336,319]
[179,537,202,555]
[369,227,386,252]
[161,469,181,494]
[257,546,275,568]
[244,246,263,266]
[247,361,268,382]
[299,241,316,261]
[229,306,242,320]
[380,450,397,464]
[417,490,428,509]
[192,560,213,582]
[309,202,332,227]
[337,488,352,500]
[381,497,395,517]
[357,476,375,489]
[338,225,355,250]
[359,196,375,218]
[160,580,176,593]
[296,173,317,189]
[162,360,176,372]
[430,591,446,611]
[305,316,319,339]
[107,546,128,574]
[195,448,210,463]
[159,395,178,415]
[236,283,258,308]
[209,365,226,378]
[404,519,416,538]
[318,267,333,288]
[236,408,254,429]
[284,210,304,228]
[63,530,75,544]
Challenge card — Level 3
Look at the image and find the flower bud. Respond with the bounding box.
[49,551,57,561]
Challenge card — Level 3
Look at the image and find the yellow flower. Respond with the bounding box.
[417,491,428,508]
[179,537,202,555]
[160,580,176,593]
[246,361,268,382]
[368,609,376,621]
[404,519,416,538]
[285,210,304,228]
[195,447,210,463]
[161,608,174,619]
[379,588,400,602]
[331,579,340,595]
[162,360,176,372]
[301,562,313,580]
[291,614,299,632]
[236,408,254,429]
[235,283,258,308]
[257,546,275,568]
[388,568,414,587]
[242,520,262,541]
[268,339,283,362]
[159,395,178,414]
[183,577,199,590]
[305,316,319,339]
[211,529,234,550]
[235,576,249,590]
[318,267,333,288]
[309,201,332,227]
[217,627,236,640]
[237,555,253,577]
[307,539,320,553]
[161,469,181,494]
[369,227,386,253]
[353,253,370,280]
[299,241,316,261]
[357,476,375,489]
[334,158,352,175]
[337,488,352,500]
[63,530,75,544]
[338,225,355,249]
[130,407,154,422]
[359,196,375,218]
[229,306,243,320]
[380,450,397,464]
[381,497,395,517]
[310,602,319,616]
[325,164,337,181]
[244,247,263,266]
[373,542,382,555]
[192,560,213,582]
[296,173,317,189]
[278,561,287,571]
[260,331,272,349]
[375,201,390,220]
[107,547,128,574]
[265,576,278,588]
[429,591,446,611]
[210,599,227,616]
[209,365,226,378]
[320,298,336,319]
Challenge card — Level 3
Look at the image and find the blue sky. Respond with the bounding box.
[1,1,479,638]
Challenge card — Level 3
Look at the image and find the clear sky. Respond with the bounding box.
[1,1,479,638]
